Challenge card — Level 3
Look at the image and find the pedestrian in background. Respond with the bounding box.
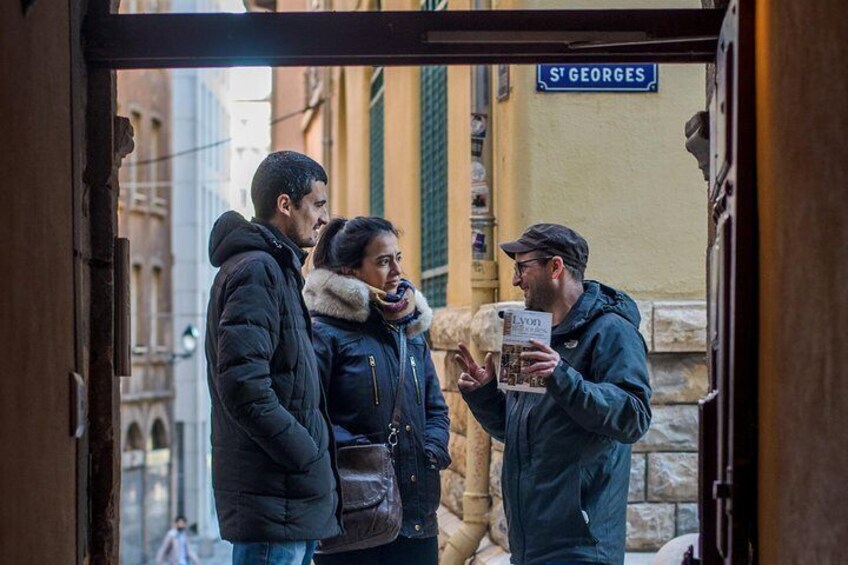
[304,217,450,565]
[205,151,340,565]
[456,223,652,565]
[155,516,199,565]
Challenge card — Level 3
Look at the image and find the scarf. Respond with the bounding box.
[367,279,421,326]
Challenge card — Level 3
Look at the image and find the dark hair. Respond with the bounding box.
[562,261,584,283]
[251,151,328,220]
[313,217,399,272]
[174,515,187,523]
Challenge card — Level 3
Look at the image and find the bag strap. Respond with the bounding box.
[386,329,407,451]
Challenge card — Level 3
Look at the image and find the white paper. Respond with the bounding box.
[498,309,553,394]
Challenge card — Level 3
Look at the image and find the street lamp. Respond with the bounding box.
[169,324,200,364]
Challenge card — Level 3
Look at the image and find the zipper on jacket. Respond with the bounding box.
[368,355,380,406]
[410,356,422,405]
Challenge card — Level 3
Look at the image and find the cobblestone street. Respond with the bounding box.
[189,536,232,565]
[164,536,654,565]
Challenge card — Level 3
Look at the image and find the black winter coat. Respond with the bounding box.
[303,269,451,539]
[205,212,341,543]
[463,282,652,565]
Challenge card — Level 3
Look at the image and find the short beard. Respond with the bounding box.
[292,233,317,248]
[525,282,557,312]
[282,220,317,249]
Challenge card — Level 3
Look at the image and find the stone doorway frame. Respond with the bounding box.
[76,4,754,564]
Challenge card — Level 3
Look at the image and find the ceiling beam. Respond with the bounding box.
[84,9,724,69]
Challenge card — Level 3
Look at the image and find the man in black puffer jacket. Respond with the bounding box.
[205,151,340,565]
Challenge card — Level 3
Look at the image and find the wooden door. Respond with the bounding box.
[701,1,758,563]
[0,2,82,562]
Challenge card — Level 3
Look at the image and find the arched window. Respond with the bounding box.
[149,419,168,450]
[124,422,144,452]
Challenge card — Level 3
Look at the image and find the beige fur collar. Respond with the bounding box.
[303,269,434,337]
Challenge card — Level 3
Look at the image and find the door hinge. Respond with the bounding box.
[70,372,86,439]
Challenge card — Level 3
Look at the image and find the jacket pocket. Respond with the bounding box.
[525,465,597,549]
[578,465,601,545]
[424,454,441,515]
[410,356,422,405]
[368,355,381,406]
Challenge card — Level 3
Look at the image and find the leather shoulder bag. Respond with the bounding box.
[318,330,408,554]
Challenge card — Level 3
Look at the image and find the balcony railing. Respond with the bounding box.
[120,180,171,215]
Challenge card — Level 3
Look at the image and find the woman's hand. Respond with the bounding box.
[454,342,496,393]
[519,339,562,379]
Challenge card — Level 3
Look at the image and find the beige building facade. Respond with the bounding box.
[269,0,708,558]
[116,57,176,565]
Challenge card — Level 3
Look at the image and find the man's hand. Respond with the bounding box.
[520,340,562,379]
[454,342,496,393]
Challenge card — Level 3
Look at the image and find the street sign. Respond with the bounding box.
[537,64,659,93]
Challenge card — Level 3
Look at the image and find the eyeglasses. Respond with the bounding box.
[512,256,554,278]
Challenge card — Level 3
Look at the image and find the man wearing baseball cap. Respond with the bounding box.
[455,223,652,565]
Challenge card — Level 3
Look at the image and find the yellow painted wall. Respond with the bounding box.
[270,1,307,155]
[383,65,423,286]
[274,0,706,305]
[293,0,424,288]
[271,67,307,155]
[303,110,324,171]
[324,2,370,219]
[331,67,350,217]
[375,1,423,288]
[269,0,471,305]
[340,67,371,217]
[292,66,371,220]
[493,0,707,301]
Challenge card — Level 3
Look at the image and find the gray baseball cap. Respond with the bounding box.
[500,223,589,271]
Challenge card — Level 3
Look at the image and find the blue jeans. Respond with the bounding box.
[232,540,317,565]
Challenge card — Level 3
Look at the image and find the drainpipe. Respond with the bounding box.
[442,54,497,564]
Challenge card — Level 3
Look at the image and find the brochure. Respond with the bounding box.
[498,309,553,394]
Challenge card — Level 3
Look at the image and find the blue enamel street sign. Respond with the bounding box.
[537,64,659,93]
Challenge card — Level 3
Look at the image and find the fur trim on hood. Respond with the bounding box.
[303,269,433,337]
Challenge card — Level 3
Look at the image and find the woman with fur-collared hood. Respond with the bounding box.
[304,217,450,565]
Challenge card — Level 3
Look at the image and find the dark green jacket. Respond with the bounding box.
[463,282,652,564]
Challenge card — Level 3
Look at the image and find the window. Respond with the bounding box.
[419,64,448,307]
[419,0,448,307]
[369,67,385,217]
[151,267,164,349]
[131,264,144,350]
[421,0,448,10]
[151,118,166,208]
[129,111,143,206]
[149,419,168,451]
[125,423,144,452]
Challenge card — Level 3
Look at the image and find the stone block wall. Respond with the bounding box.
[430,300,707,558]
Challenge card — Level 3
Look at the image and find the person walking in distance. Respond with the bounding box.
[155,516,199,565]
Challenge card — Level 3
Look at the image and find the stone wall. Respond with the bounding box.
[431,300,707,558]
